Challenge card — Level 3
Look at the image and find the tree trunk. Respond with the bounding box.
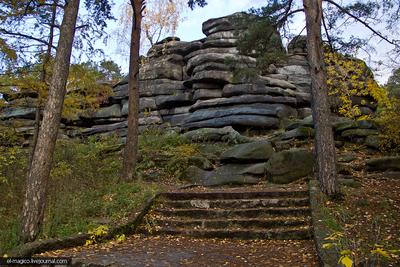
[303,0,339,196]
[20,0,80,243]
[121,0,143,181]
[29,0,58,170]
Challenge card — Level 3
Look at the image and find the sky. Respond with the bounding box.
[103,0,397,84]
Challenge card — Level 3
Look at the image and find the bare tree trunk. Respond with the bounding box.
[20,0,80,243]
[29,0,58,169]
[121,0,143,181]
[303,0,339,197]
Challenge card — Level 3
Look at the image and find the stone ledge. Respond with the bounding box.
[309,180,340,267]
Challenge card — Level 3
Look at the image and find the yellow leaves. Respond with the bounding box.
[322,243,335,249]
[338,250,354,267]
[3,254,8,258]
[339,255,353,267]
[324,50,385,119]
[324,231,344,241]
[371,247,390,259]
[115,234,126,243]
[85,225,109,246]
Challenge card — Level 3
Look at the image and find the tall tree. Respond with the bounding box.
[116,0,187,56]
[303,0,338,196]
[20,0,80,243]
[121,0,145,182]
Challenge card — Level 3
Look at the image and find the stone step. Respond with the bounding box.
[160,190,309,201]
[153,207,311,219]
[160,197,310,209]
[152,217,311,230]
[143,226,312,240]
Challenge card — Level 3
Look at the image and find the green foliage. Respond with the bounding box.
[0,135,159,254]
[375,94,400,151]
[386,68,400,98]
[137,128,201,178]
[236,15,286,74]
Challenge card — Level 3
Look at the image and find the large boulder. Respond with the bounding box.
[185,104,297,125]
[182,165,262,187]
[189,95,297,112]
[0,107,36,120]
[181,126,251,144]
[222,83,297,97]
[220,141,274,163]
[183,114,280,130]
[139,55,184,81]
[366,157,400,171]
[81,104,121,119]
[202,12,247,36]
[155,93,193,109]
[266,148,314,184]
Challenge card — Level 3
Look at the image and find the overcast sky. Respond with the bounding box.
[102,0,396,84]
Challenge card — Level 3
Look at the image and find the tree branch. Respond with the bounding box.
[325,0,398,46]
[0,29,57,50]
[322,11,333,51]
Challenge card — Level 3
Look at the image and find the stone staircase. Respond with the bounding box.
[138,188,312,240]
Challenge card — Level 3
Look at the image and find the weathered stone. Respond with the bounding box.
[193,89,223,101]
[202,38,237,49]
[181,126,251,144]
[147,40,202,57]
[122,98,157,115]
[163,113,191,126]
[364,135,381,149]
[286,115,314,130]
[202,12,247,36]
[220,140,274,163]
[139,54,184,80]
[186,53,256,74]
[139,79,186,97]
[81,104,121,119]
[187,156,213,170]
[298,108,312,118]
[287,35,307,54]
[185,47,239,60]
[277,65,309,76]
[0,107,36,120]
[139,116,162,126]
[207,31,238,39]
[192,62,232,74]
[192,83,222,89]
[181,165,260,186]
[258,76,297,89]
[185,103,296,124]
[280,127,315,140]
[79,121,127,136]
[341,128,378,138]
[184,115,280,130]
[190,95,297,112]
[159,106,191,116]
[110,84,128,101]
[366,156,400,171]
[266,148,314,184]
[155,93,193,109]
[188,70,234,85]
[222,83,297,97]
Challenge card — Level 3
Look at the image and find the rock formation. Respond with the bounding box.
[0,12,380,147]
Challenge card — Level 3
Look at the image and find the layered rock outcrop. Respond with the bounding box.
[0,12,380,144]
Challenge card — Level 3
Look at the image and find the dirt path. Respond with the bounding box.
[42,235,318,266]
